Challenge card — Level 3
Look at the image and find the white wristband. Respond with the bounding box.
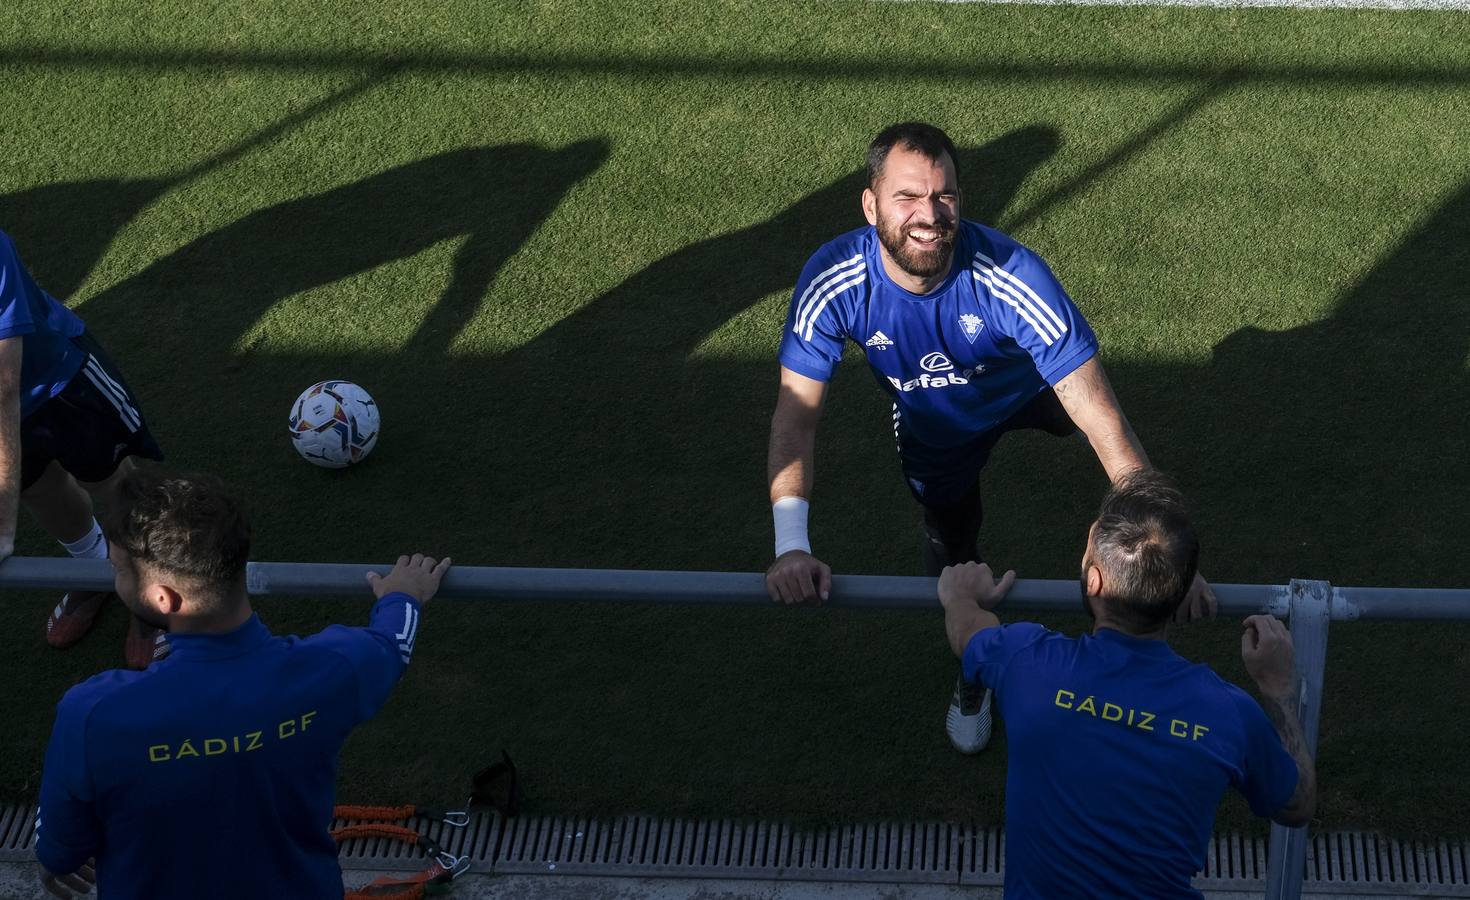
[772,496,812,557]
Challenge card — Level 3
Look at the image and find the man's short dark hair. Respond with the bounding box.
[866,122,959,189]
[1091,470,1200,630]
[104,468,252,609]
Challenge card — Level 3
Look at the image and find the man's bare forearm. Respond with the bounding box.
[0,411,18,552]
[1052,357,1150,481]
[945,606,999,658]
[767,419,814,502]
[0,350,22,556]
[1259,688,1318,824]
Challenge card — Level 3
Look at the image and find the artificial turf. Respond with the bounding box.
[1,0,1468,838]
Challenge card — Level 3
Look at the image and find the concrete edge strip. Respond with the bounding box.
[1,804,1467,891]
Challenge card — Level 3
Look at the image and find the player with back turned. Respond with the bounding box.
[764,122,1215,754]
[936,471,1315,898]
[34,467,451,899]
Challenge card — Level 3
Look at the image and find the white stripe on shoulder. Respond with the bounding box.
[973,250,1068,336]
[0,267,8,298]
[802,269,867,341]
[972,268,1055,346]
[971,264,1059,343]
[794,253,864,337]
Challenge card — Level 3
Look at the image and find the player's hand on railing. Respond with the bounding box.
[938,562,1016,611]
[1241,614,1297,700]
[765,549,831,605]
[367,553,452,605]
[1173,572,1218,624]
[38,859,95,898]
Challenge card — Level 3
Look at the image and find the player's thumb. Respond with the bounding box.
[1240,620,1259,656]
[998,569,1017,594]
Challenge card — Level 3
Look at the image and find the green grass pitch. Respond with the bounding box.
[0,0,1467,837]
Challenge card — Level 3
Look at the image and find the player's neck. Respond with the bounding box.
[1092,618,1169,642]
[877,244,953,296]
[167,594,255,635]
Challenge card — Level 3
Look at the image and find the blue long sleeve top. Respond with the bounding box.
[36,592,422,899]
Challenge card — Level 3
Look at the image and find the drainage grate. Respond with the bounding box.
[0,803,36,862]
[494,816,965,882]
[1,802,1467,895]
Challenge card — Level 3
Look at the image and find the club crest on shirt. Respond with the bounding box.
[959,313,984,343]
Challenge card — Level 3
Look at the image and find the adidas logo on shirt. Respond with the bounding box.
[865,331,894,349]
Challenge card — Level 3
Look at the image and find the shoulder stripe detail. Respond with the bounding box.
[801,270,867,341]
[0,267,8,298]
[972,251,1068,338]
[794,253,863,338]
[972,269,1055,346]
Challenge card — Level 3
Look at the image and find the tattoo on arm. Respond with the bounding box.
[1261,691,1317,823]
[1052,359,1150,479]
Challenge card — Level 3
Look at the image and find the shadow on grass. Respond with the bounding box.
[2,45,1467,89]
[3,108,1466,833]
[0,73,388,299]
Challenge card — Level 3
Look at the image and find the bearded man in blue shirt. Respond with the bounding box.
[938,470,1316,899]
[35,467,450,899]
[764,122,1215,753]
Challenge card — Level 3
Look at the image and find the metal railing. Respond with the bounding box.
[5,555,1469,899]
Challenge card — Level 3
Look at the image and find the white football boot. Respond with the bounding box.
[946,673,993,754]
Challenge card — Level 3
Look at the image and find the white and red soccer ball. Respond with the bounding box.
[288,381,379,468]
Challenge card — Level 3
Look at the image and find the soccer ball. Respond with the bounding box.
[288,381,380,468]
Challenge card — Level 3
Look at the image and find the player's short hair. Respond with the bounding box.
[104,467,252,610]
[866,122,960,189]
[1091,470,1199,630]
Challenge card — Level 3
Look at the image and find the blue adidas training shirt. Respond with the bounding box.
[778,221,1098,449]
[964,623,1300,899]
[36,592,422,899]
[0,230,87,418]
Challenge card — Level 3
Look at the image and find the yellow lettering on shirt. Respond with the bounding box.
[1050,687,1215,741]
[142,712,316,763]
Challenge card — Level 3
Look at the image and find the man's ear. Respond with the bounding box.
[142,581,185,617]
[1086,565,1104,599]
[862,187,878,227]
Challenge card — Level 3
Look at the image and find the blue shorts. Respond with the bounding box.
[20,330,163,489]
[895,387,1075,509]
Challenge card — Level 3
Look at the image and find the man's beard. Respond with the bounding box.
[876,214,955,279]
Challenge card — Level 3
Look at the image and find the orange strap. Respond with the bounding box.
[333,806,454,899]
[332,823,421,845]
[344,862,450,899]
[335,804,418,822]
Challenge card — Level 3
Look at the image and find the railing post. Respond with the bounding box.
[1264,578,1331,900]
